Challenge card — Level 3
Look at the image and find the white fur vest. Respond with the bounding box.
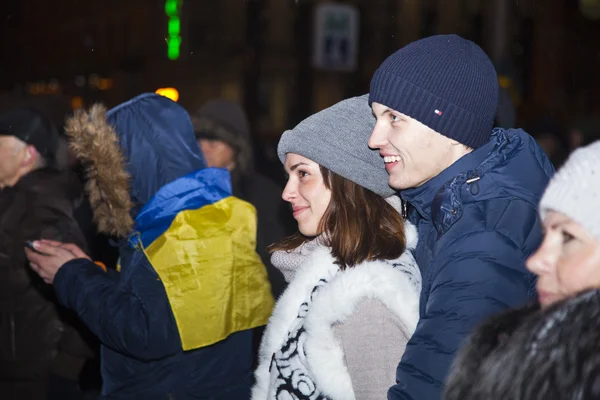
[252,222,421,400]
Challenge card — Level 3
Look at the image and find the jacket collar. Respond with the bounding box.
[400,131,499,229]
[131,168,231,248]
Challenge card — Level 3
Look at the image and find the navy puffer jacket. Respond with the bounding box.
[388,128,554,400]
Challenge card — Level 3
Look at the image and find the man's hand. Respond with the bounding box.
[25,240,90,284]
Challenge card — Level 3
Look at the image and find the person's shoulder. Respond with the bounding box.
[448,291,600,400]
[486,128,554,193]
[21,170,84,228]
[326,261,420,327]
[21,168,83,204]
[496,128,550,162]
[343,298,402,331]
[337,258,420,294]
[331,297,410,361]
[459,196,539,231]
[436,197,540,269]
[445,303,539,399]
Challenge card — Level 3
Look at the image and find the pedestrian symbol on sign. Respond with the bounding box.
[313,4,359,72]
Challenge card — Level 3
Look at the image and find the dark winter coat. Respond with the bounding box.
[231,170,293,298]
[445,289,600,400]
[388,128,555,399]
[0,168,95,399]
[53,94,272,399]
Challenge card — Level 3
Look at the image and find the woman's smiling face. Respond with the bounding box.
[281,153,332,237]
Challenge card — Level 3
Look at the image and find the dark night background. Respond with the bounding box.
[1,0,600,170]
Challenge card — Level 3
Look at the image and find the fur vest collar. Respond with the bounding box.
[252,223,420,400]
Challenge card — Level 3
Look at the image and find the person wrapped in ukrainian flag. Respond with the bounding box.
[24,93,275,399]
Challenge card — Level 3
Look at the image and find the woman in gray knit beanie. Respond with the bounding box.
[252,95,421,400]
[526,139,600,308]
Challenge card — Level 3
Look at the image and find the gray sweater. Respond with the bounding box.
[334,299,410,400]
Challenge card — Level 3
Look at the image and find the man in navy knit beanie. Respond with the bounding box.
[368,34,555,400]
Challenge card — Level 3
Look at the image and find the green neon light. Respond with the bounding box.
[168,17,180,36]
[165,0,177,16]
[168,37,181,60]
[165,0,181,60]
[167,48,179,60]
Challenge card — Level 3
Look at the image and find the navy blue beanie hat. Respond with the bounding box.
[369,34,499,149]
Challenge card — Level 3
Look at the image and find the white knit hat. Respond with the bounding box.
[539,140,600,239]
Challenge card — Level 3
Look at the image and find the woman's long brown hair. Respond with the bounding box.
[269,166,406,269]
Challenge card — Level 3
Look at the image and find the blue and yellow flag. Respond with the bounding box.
[129,168,274,351]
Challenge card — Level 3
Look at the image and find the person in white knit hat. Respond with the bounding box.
[526,139,600,308]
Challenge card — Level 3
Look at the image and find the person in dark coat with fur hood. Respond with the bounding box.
[0,108,96,399]
[445,140,600,400]
[24,93,275,399]
[191,99,294,298]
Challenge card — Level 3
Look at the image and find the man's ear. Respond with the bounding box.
[22,145,39,166]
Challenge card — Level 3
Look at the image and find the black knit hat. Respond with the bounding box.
[0,108,59,162]
[369,34,499,149]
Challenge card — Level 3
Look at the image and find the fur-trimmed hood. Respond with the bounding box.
[65,93,206,237]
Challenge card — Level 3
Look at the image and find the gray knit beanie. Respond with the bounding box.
[277,94,395,198]
[539,140,600,239]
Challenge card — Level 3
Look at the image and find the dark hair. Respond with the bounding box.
[269,166,406,269]
[445,289,600,400]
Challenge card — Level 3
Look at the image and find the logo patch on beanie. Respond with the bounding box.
[435,109,443,116]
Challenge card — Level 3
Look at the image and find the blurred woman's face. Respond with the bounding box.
[281,153,331,237]
[527,210,600,308]
[197,139,236,170]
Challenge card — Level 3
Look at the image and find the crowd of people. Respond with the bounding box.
[1,33,599,400]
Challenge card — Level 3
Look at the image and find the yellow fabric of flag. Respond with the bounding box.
[142,196,274,350]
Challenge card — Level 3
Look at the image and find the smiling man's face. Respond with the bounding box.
[368,102,471,190]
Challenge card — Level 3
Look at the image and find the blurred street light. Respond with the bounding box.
[71,96,84,110]
[155,87,179,102]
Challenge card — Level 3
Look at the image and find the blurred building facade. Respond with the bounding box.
[1,0,599,137]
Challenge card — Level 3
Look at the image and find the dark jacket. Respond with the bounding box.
[192,99,294,299]
[445,289,600,400]
[232,170,293,298]
[388,128,554,399]
[71,162,120,270]
[53,93,272,399]
[0,168,95,398]
[55,244,255,400]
